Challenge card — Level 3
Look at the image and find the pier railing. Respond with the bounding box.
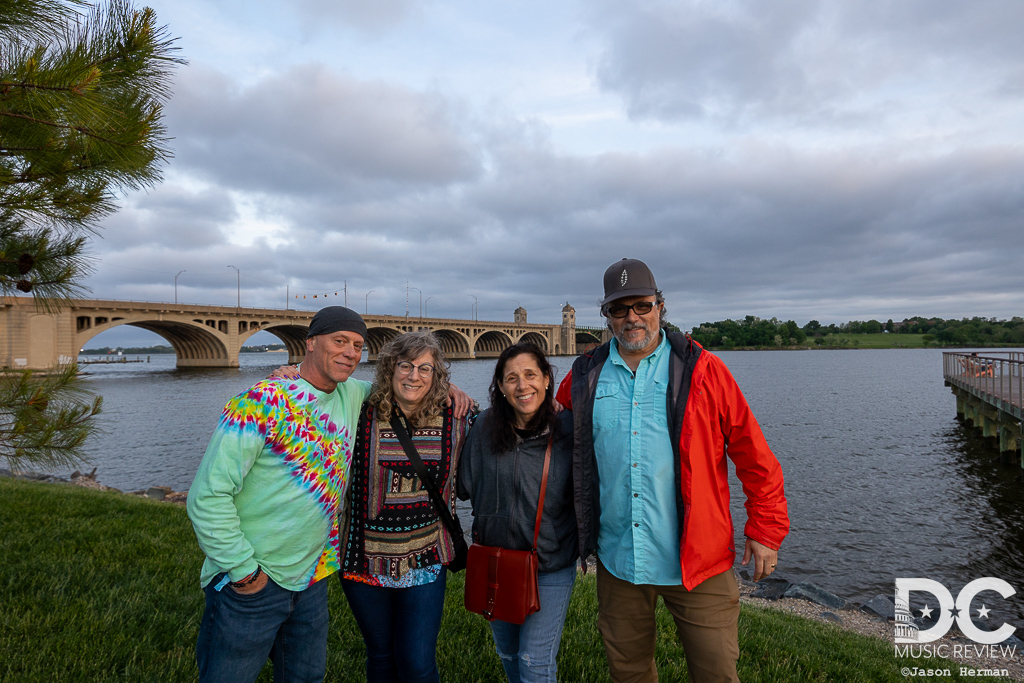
[943,351,1024,421]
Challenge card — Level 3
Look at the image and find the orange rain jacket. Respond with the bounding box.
[556,334,789,590]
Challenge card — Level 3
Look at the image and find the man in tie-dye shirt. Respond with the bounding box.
[188,306,370,683]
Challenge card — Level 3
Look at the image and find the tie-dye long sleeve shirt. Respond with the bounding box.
[187,377,370,591]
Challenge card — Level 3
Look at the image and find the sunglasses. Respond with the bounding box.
[604,301,657,318]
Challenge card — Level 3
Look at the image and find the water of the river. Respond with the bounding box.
[73,348,1024,622]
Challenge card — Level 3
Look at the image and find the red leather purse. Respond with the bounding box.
[464,438,552,625]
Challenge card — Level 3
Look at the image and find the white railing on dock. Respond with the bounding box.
[943,351,1024,418]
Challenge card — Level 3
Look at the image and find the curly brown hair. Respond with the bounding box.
[369,331,451,427]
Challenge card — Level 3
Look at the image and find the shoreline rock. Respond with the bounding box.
[0,467,188,505]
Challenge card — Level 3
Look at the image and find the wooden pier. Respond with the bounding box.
[943,351,1024,462]
[77,356,149,365]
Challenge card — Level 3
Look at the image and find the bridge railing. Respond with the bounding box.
[943,351,1024,415]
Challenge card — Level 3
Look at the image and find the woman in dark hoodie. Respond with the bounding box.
[458,342,577,683]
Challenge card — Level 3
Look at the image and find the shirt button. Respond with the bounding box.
[633,493,638,497]
[632,463,638,468]
[633,431,638,435]
[634,523,639,527]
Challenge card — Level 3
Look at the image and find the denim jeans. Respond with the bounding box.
[340,568,448,683]
[489,565,576,683]
[196,574,329,683]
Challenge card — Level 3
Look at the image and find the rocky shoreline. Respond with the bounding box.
[0,467,188,504]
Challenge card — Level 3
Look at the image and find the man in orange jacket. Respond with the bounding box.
[556,258,789,683]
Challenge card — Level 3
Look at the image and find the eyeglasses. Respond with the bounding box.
[396,361,435,377]
[604,301,657,318]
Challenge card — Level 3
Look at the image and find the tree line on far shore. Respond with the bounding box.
[686,316,1024,349]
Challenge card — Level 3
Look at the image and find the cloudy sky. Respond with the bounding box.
[84,0,1024,346]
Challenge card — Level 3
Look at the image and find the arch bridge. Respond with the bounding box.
[1,297,578,370]
[575,324,609,351]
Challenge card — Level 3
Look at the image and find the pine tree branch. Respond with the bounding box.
[0,80,82,92]
[0,364,102,472]
[0,110,127,146]
[0,1,86,44]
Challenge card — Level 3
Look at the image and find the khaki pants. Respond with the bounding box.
[596,560,740,683]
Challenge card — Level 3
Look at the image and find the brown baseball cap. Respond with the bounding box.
[601,258,658,306]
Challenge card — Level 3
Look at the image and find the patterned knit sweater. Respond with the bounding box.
[342,402,469,583]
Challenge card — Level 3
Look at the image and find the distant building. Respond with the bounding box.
[560,303,576,356]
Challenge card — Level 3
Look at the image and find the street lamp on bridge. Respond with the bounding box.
[365,290,375,314]
[468,294,478,321]
[174,270,186,304]
[425,296,433,318]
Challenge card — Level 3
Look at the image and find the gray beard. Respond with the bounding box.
[614,322,657,352]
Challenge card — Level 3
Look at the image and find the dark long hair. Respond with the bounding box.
[487,342,559,453]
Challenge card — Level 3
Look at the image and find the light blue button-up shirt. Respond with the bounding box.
[593,331,681,585]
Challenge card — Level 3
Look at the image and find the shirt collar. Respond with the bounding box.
[609,329,668,368]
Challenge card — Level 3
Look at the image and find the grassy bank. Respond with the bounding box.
[711,334,932,350]
[0,478,1004,682]
[820,333,929,348]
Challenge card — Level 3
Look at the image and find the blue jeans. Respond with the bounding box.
[340,568,448,683]
[196,575,329,683]
[489,565,576,683]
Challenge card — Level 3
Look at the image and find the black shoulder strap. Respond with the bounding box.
[389,410,464,539]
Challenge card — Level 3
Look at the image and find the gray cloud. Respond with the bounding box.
[454,138,1024,328]
[166,64,481,200]
[587,0,1024,125]
[97,184,236,251]
[293,0,420,33]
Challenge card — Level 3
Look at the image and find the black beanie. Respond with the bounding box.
[306,306,367,341]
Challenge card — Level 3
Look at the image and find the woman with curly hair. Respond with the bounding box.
[340,330,472,683]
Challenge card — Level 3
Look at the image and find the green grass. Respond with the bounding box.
[822,333,929,348]
[0,478,1007,682]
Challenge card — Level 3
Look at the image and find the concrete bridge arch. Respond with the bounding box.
[473,330,514,358]
[362,325,474,360]
[364,326,403,357]
[515,331,551,353]
[248,324,309,364]
[75,317,231,368]
[432,329,471,358]
[575,330,602,346]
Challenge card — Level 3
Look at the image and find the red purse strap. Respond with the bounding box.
[531,437,553,551]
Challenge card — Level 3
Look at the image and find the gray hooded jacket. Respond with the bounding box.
[457,410,578,573]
